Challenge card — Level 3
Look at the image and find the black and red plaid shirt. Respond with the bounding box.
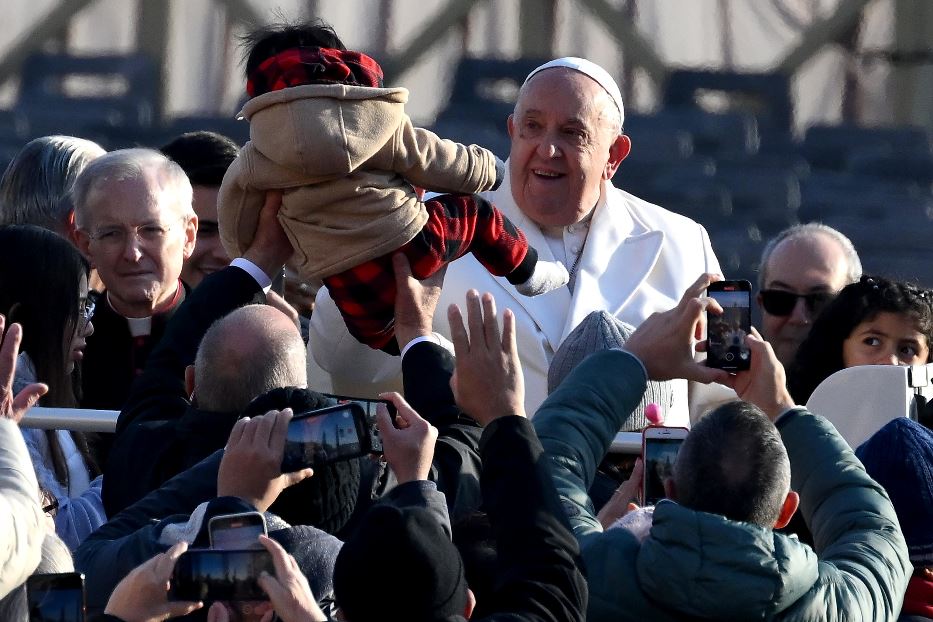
[247,47,384,97]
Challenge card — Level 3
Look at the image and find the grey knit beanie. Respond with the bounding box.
[548,311,675,431]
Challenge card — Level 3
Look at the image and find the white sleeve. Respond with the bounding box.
[0,418,44,599]
[306,286,405,396]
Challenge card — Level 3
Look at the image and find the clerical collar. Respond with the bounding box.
[106,280,185,337]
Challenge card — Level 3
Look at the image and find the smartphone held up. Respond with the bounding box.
[281,402,382,473]
[169,549,274,603]
[706,279,752,372]
[641,426,688,506]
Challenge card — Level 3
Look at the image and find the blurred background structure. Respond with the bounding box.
[0,0,931,285]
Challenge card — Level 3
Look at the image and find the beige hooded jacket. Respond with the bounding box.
[219,83,500,280]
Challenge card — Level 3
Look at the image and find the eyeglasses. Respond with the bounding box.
[86,217,186,251]
[80,298,96,329]
[40,489,59,518]
[760,289,835,317]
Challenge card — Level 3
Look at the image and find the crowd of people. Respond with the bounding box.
[0,18,930,622]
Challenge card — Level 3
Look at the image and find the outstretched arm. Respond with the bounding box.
[449,290,587,621]
[371,115,501,194]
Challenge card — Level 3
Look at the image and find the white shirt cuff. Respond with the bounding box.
[400,333,453,359]
[231,258,273,293]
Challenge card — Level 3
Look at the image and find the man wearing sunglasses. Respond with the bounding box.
[758,224,861,366]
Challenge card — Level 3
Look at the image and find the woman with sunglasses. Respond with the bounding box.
[0,225,105,550]
[787,274,933,404]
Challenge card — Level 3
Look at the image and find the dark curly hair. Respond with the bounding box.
[787,275,933,403]
[241,18,346,80]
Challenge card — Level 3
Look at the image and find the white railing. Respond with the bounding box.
[20,407,119,433]
[17,407,642,453]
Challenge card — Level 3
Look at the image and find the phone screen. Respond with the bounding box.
[27,573,85,622]
[210,514,266,550]
[643,437,686,506]
[281,404,364,472]
[707,281,752,371]
[170,549,274,602]
[324,394,394,453]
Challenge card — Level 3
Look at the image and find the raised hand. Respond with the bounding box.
[447,290,525,424]
[0,316,47,423]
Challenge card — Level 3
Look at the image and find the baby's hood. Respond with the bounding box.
[240,83,409,178]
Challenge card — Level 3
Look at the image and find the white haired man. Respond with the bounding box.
[307,57,721,424]
[73,148,198,413]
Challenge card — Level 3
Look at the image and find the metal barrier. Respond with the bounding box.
[610,432,642,455]
[17,407,642,452]
[21,407,118,433]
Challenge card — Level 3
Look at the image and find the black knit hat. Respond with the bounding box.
[242,386,361,535]
[333,504,468,621]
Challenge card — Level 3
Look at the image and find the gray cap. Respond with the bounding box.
[548,311,675,431]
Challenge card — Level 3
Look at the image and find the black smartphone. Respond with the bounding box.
[209,511,267,550]
[706,279,752,371]
[281,403,372,473]
[26,572,86,622]
[642,426,689,506]
[169,549,274,602]
[323,393,397,453]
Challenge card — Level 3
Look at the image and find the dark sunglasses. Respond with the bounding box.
[759,290,834,317]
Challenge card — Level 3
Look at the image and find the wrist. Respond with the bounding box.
[396,326,434,351]
[242,249,284,281]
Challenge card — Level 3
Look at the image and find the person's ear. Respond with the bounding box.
[74,228,95,266]
[184,365,196,401]
[64,210,79,245]
[756,291,764,311]
[773,490,799,529]
[603,134,632,180]
[464,588,476,618]
[182,214,199,260]
[507,114,515,140]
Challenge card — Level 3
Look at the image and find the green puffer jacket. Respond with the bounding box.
[533,349,911,622]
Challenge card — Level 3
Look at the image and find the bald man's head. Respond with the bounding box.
[194,304,307,413]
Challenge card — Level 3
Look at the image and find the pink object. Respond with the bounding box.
[644,403,663,425]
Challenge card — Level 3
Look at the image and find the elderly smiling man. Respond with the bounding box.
[73,148,198,413]
[307,57,721,423]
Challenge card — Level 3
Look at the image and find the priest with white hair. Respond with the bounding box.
[306,57,721,425]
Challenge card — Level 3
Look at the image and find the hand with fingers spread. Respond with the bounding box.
[0,316,47,423]
[242,190,293,279]
[622,273,733,385]
[256,534,326,622]
[393,253,446,350]
[217,409,314,512]
[597,458,644,529]
[722,330,797,421]
[104,541,203,622]
[375,392,438,483]
[447,290,525,424]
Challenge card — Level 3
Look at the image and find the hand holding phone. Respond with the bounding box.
[104,542,203,621]
[217,410,314,512]
[706,280,752,371]
[642,426,688,506]
[376,392,438,484]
